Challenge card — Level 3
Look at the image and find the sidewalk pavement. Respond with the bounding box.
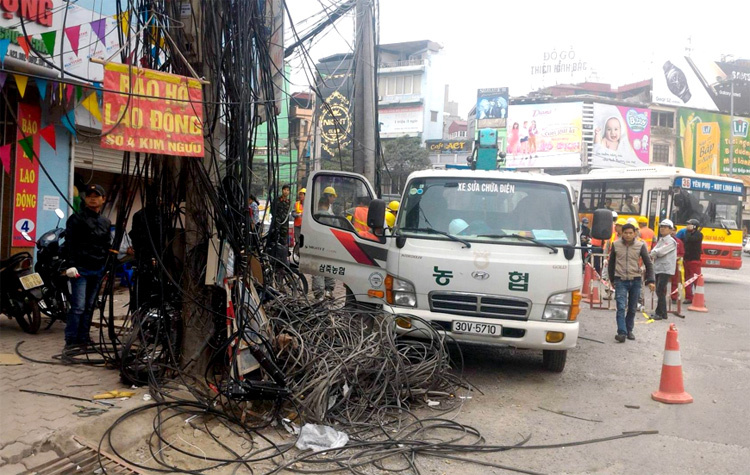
[0,312,146,472]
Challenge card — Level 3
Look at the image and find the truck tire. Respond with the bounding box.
[542,349,567,372]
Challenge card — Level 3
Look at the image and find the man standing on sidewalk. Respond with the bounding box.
[608,223,655,342]
[680,219,703,304]
[670,227,685,304]
[61,184,111,358]
[650,220,677,321]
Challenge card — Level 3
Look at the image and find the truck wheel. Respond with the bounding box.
[542,349,567,372]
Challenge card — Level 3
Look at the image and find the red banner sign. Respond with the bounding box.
[101,63,204,157]
[12,103,41,247]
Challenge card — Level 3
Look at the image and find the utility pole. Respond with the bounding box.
[729,77,734,177]
[352,0,376,183]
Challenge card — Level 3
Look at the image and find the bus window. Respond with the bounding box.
[672,187,741,229]
[580,179,643,214]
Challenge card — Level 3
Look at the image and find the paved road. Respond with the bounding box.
[420,258,750,474]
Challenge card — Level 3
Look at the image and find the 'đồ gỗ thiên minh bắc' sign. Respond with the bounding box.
[101,63,204,157]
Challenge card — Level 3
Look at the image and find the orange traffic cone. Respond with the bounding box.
[652,323,693,404]
[688,275,708,312]
[581,264,593,301]
[589,282,601,306]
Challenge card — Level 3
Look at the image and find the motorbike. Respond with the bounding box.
[33,209,70,329]
[0,249,43,334]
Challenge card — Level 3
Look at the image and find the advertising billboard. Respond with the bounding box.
[591,104,650,168]
[379,106,423,137]
[505,102,583,168]
[316,56,355,159]
[654,57,750,116]
[12,103,41,247]
[475,87,508,129]
[677,109,750,177]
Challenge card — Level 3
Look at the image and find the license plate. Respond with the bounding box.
[451,320,502,336]
[19,273,44,290]
[706,260,720,266]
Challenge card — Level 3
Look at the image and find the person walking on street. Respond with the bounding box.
[312,187,337,299]
[608,223,655,342]
[649,219,677,320]
[269,184,292,264]
[680,218,703,304]
[292,188,306,246]
[61,184,112,358]
[670,227,685,303]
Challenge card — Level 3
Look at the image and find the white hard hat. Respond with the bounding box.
[626,217,638,226]
[449,218,469,235]
[659,219,674,229]
[612,211,618,218]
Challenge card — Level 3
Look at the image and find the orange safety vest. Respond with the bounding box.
[294,201,303,227]
[352,206,377,241]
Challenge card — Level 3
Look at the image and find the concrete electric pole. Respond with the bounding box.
[352,0,377,183]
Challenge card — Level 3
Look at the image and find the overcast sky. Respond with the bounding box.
[286,0,750,117]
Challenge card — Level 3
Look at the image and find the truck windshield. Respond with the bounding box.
[672,187,742,229]
[396,178,576,246]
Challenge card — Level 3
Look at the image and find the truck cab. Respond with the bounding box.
[300,169,599,372]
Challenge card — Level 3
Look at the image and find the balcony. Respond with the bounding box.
[378,58,426,73]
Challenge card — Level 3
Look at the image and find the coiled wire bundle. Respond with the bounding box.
[267,296,467,427]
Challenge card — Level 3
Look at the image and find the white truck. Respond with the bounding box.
[299,169,610,372]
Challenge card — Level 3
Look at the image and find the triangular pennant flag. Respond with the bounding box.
[81,92,102,122]
[116,11,129,36]
[65,25,81,56]
[0,72,7,89]
[62,110,76,136]
[0,143,11,175]
[18,135,34,162]
[39,125,56,152]
[36,78,47,101]
[90,19,107,46]
[0,38,10,65]
[93,81,102,101]
[16,35,31,57]
[76,85,82,102]
[14,74,28,98]
[40,31,56,56]
[65,84,74,103]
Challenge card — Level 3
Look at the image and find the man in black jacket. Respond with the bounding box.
[680,218,703,304]
[62,184,111,356]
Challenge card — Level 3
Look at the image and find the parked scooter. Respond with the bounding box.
[0,249,43,334]
[33,209,70,329]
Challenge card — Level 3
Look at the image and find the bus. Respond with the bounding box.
[564,167,745,270]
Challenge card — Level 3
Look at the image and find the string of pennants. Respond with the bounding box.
[0,70,103,175]
[0,12,130,60]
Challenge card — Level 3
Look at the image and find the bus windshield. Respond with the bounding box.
[397,178,576,246]
[672,187,742,229]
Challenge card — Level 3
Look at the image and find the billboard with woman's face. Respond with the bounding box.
[591,104,651,168]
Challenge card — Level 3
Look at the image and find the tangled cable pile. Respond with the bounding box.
[268,297,467,425]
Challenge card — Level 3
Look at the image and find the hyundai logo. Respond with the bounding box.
[472,271,490,280]
[705,249,719,256]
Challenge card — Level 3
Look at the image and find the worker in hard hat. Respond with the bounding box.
[612,217,627,243]
[385,200,399,230]
[292,188,306,246]
[637,215,654,250]
[313,186,337,300]
[350,196,378,241]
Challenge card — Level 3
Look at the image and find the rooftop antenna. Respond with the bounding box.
[685,36,693,57]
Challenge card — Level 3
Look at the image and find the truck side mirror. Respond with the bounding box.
[367,199,386,230]
[590,209,613,241]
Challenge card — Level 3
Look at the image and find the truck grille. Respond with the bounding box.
[428,292,531,321]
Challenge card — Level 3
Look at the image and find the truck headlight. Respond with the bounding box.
[385,275,417,308]
[732,250,741,257]
[543,290,581,321]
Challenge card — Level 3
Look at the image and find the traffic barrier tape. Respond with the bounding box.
[670,273,702,297]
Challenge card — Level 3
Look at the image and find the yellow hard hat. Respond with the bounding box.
[323,186,337,197]
[637,215,648,224]
[616,217,627,226]
[388,200,400,212]
[385,211,396,228]
[299,188,307,194]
